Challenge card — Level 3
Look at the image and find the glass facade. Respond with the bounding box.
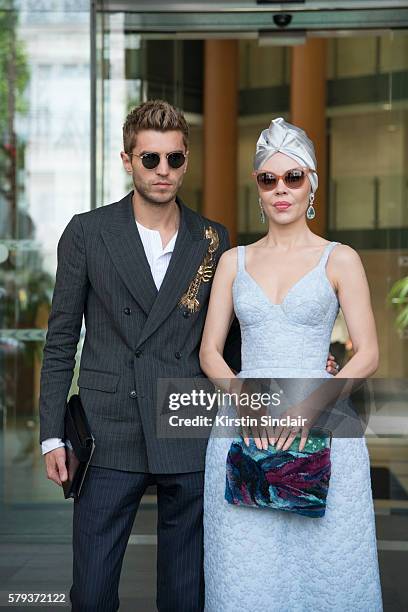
[96,17,204,210]
[1,0,90,505]
[1,2,407,606]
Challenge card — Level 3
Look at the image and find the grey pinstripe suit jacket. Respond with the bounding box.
[39,192,240,473]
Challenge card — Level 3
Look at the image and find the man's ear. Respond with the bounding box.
[183,150,189,173]
[120,151,133,174]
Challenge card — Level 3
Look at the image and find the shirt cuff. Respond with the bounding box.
[41,438,65,455]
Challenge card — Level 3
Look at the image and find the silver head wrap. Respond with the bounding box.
[254,117,318,193]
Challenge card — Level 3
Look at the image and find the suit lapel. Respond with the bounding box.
[136,200,209,348]
[101,192,211,347]
[101,192,158,316]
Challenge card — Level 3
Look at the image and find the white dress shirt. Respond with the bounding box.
[41,220,178,455]
[135,220,178,290]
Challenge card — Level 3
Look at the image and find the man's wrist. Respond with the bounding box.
[41,438,65,455]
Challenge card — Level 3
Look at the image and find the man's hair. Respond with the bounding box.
[123,99,189,154]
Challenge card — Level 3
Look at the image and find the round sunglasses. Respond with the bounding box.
[129,151,187,170]
[254,167,316,191]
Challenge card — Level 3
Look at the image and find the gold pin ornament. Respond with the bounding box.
[179,226,220,313]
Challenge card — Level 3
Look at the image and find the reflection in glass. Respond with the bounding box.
[0,3,90,505]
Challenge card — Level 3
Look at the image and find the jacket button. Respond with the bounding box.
[175,351,182,359]
[123,307,131,315]
[129,390,137,398]
[183,311,190,318]
[135,350,142,358]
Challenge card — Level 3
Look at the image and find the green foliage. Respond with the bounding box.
[0,9,30,135]
[388,276,408,330]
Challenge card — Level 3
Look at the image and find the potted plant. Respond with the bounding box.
[388,276,408,330]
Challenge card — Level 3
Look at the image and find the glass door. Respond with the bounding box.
[95,6,408,606]
[0,1,91,517]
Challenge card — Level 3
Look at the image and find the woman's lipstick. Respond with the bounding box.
[274,201,291,211]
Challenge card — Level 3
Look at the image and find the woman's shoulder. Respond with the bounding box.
[217,246,240,273]
[220,245,239,260]
[331,243,361,265]
[328,243,364,281]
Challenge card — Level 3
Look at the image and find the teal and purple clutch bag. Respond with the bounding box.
[225,429,331,518]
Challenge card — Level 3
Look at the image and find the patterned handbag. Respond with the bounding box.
[225,428,332,518]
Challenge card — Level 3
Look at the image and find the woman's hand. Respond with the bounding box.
[236,379,277,451]
[240,408,274,451]
[270,400,318,451]
[272,423,310,452]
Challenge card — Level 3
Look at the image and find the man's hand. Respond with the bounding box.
[326,353,340,375]
[44,447,68,487]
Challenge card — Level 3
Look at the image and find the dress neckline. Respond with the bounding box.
[241,242,337,308]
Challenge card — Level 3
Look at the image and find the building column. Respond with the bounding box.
[291,38,328,237]
[203,40,238,245]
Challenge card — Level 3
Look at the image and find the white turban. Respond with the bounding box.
[254,117,318,193]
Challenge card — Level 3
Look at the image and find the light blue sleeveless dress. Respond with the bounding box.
[204,242,382,612]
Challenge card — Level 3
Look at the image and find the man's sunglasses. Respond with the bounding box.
[254,167,316,191]
[129,151,187,170]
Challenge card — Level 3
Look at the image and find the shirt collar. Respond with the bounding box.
[136,220,178,256]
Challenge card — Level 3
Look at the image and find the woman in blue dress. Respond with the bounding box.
[199,118,383,611]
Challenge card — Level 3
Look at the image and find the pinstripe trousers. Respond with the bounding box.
[69,466,205,612]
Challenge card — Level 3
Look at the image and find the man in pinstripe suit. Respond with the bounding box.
[39,100,238,612]
[39,100,337,611]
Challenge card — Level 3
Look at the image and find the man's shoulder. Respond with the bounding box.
[73,193,130,230]
[182,203,228,238]
[77,196,126,220]
[201,214,228,237]
[181,204,230,254]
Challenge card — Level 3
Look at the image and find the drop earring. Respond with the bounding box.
[306,193,316,220]
[259,198,266,224]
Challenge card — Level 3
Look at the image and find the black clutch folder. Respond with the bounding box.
[62,394,95,500]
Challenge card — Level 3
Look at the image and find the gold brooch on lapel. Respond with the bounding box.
[178,226,220,313]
